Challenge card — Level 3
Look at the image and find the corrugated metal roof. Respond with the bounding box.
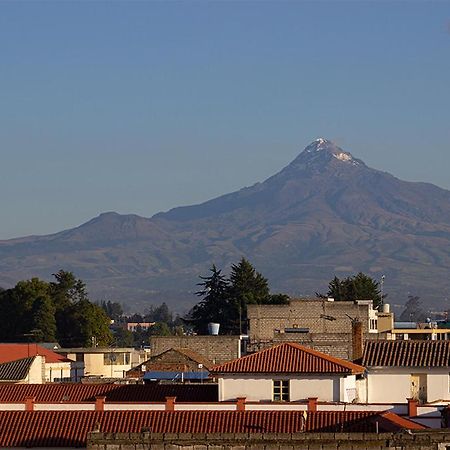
[0,357,34,382]
[0,383,218,403]
[362,340,450,367]
[0,410,425,446]
[211,342,365,374]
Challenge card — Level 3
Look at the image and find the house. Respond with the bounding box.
[56,347,139,381]
[247,298,393,359]
[127,347,212,381]
[0,343,72,382]
[358,340,450,403]
[0,357,45,384]
[210,342,365,402]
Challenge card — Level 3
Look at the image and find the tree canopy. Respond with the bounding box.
[0,271,112,346]
[186,258,289,335]
[322,272,384,309]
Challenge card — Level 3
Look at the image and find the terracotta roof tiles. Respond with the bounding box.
[0,383,218,403]
[0,343,69,364]
[211,342,365,374]
[0,410,425,446]
[361,340,450,367]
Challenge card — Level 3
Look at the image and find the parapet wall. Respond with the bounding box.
[149,336,241,365]
[88,430,450,450]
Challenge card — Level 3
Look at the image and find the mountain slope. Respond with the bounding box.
[1,139,450,311]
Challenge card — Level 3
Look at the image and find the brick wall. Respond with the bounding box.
[149,336,241,365]
[88,430,450,450]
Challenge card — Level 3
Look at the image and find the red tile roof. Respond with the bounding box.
[211,342,365,374]
[0,410,425,446]
[0,343,69,364]
[0,383,218,403]
[361,340,450,367]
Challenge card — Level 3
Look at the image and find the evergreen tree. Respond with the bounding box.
[228,258,270,334]
[324,272,383,309]
[187,264,232,334]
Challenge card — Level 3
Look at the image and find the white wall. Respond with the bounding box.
[46,363,71,382]
[219,374,351,402]
[367,368,450,403]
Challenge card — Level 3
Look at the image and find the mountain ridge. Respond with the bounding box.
[1,139,450,311]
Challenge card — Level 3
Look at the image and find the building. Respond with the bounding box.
[358,340,450,404]
[125,322,154,332]
[56,347,139,381]
[0,344,72,383]
[210,342,365,402]
[247,298,393,359]
[0,357,45,384]
[148,335,241,365]
[126,347,212,382]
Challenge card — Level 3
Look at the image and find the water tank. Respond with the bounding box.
[383,303,390,313]
[208,322,220,335]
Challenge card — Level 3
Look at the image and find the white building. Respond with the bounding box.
[358,340,450,403]
[210,342,365,403]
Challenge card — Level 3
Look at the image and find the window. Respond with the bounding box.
[104,352,131,365]
[273,380,289,402]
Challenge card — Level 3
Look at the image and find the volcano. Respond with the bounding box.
[2,139,450,311]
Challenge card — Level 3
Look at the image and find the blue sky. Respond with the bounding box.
[1,1,449,239]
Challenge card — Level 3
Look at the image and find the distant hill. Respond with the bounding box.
[1,138,450,312]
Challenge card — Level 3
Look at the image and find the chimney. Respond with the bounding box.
[165,396,176,411]
[95,396,106,411]
[307,397,318,412]
[352,320,363,361]
[236,397,246,411]
[24,396,35,411]
[407,398,418,418]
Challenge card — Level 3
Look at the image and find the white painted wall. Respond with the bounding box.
[218,374,353,402]
[366,367,450,403]
[46,362,71,382]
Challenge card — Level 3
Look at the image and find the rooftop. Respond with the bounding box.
[0,383,218,403]
[211,342,365,374]
[0,410,425,446]
[361,340,450,367]
[0,343,69,364]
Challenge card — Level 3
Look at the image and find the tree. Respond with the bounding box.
[187,265,232,334]
[145,302,172,324]
[399,295,427,322]
[323,272,383,309]
[31,296,57,342]
[100,300,123,321]
[50,270,87,311]
[60,299,113,347]
[228,258,270,334]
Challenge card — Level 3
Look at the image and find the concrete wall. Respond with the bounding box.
[218,374,354,402]
[149,336,241,365]
[87,431,450,450]
[367,368,449,403]
[247,299,373,342]
[46,362,71,382]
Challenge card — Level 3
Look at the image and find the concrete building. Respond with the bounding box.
[358,340,450,404]
[57,347,139,381]
[247,298,393,359]
[148,335,241,365]
[210,342,365,403]
[0,344,71,383]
